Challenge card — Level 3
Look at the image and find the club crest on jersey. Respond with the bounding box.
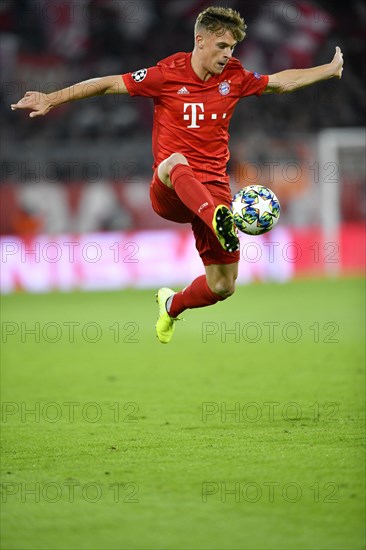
[218,81,230,95]
[132,68,147,82]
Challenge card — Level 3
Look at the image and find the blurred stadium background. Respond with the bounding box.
[0,0,365,291]
[1,3,365,550]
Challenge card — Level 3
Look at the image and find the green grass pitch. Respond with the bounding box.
[1,278,365,550]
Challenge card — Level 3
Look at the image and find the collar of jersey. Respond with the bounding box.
[186,52,221,85]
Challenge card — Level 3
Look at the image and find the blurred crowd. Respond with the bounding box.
[0,0,365,234]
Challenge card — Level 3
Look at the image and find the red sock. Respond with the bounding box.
[170,164,216,228]
[169,275,224,317]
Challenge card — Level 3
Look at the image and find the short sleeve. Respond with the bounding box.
[122,66,165,98]
[240,70,269,97]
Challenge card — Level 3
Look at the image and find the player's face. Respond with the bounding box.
[198,29,237,75]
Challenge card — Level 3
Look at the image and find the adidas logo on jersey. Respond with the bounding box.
[177,86,189,94]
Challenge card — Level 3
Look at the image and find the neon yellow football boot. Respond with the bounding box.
[155,287,181,344]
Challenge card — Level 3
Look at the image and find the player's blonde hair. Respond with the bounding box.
[194,6,247,42]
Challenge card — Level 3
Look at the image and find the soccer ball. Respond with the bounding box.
[231,185,280,235]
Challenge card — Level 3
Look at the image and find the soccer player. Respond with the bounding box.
[11,6,343,343]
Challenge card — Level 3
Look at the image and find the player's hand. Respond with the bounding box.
[11,91,53,118]
[330,46,343,79]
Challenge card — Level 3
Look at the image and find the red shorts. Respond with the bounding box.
[149,170,240,266]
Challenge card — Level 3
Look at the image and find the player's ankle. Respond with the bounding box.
[166,294,174,314]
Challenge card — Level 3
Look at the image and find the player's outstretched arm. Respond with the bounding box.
[264,46,343,94]
[11,75,128,118]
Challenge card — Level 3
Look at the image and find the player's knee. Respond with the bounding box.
[211,279,236,299]
[158,153,188,188]
[165,152,188,174]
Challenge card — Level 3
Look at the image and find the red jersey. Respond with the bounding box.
[122,52,268,184]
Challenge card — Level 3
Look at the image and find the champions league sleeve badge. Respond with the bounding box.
[218,81,230,95]
[132,68,147,82]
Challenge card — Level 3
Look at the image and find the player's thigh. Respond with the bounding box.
[192,215,240,267]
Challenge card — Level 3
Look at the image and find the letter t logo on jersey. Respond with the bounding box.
[183,103,204,128]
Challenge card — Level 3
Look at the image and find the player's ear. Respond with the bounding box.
[195,33,204,49]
